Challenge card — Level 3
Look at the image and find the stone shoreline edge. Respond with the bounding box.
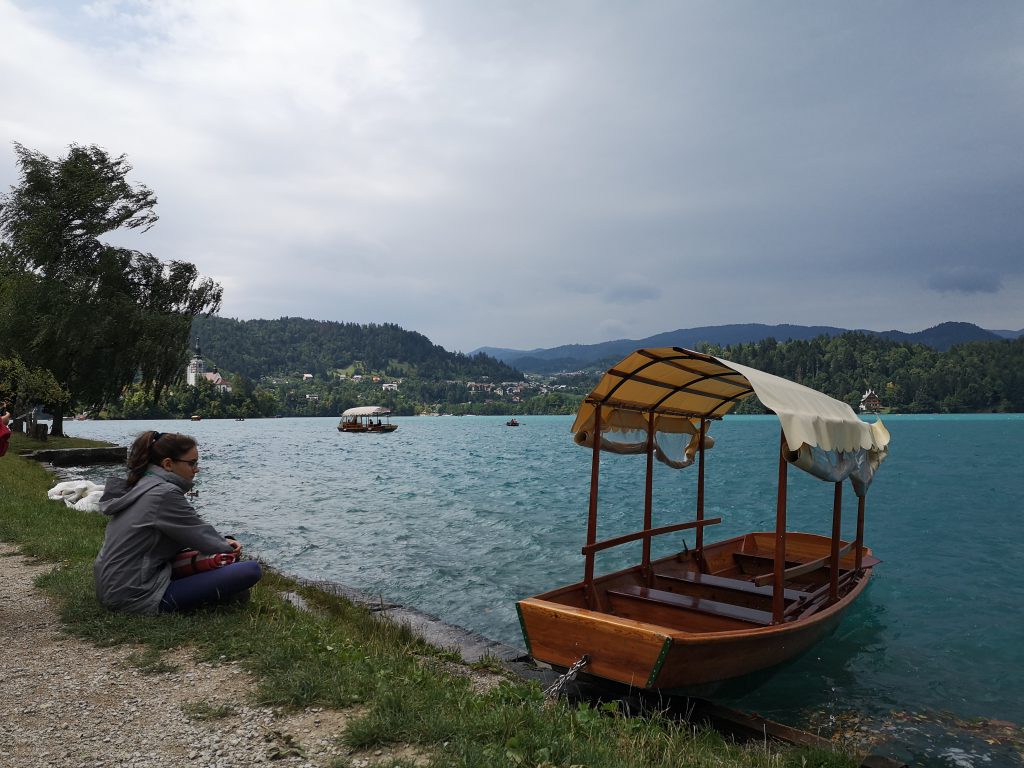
[282,578,537,673]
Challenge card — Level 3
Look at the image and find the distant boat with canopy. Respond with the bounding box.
[516,347,890,694]
[337,406,398,433]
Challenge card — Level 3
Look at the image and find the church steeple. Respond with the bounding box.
[186,336,205,386]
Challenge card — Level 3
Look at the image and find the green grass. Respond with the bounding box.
[0,438,859,768]
[8,429,116,454]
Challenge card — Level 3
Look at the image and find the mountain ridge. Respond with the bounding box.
[475,321,1020,373]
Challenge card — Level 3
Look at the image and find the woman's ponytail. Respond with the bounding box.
[126,431,198,486]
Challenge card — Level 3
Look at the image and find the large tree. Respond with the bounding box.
[0,142,222,434]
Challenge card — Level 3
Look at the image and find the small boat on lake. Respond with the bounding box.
[506,418,520,427]
[338,406,398,433]
[517,347,890,695]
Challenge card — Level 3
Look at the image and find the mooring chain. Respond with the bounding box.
[543,654,590,699]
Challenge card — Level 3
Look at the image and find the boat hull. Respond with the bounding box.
[338,424,398,433]
[518,532,873,693]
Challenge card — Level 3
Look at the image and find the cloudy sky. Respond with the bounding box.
[2,1,1022,352]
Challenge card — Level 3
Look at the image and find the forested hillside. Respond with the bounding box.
[703,333,1024,413]
[191,316,522,382]
[106,327,1024,419]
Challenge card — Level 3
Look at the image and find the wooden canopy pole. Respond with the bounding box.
[696,418,707,570]
[642,411,655,582]
[772,429,788,623]
[829,481,842,602]
[583,405,602,605]
[855,494,866,571]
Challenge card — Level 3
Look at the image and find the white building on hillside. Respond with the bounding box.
[202,371,232,393]
[186,339,205,386]
[186,338,232,392]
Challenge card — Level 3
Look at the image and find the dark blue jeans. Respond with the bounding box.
[159,561,262,613]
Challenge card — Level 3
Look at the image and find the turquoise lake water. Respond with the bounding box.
[64,414,1024,767]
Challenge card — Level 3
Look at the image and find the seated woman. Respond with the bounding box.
[94,430,262,614]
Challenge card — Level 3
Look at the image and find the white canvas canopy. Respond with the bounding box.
[341,406,392,417]
[571,347,889,493]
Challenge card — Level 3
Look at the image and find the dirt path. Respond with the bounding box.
[0,541,419,768]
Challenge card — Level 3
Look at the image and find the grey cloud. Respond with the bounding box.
[2,1,1023,350]
[927,268,1003,295]
[603,284,661,304]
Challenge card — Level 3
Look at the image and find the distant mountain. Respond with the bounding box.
[873,321,1004,351]
[990,328,1024,340]
[477,321,1010,373]
[477,324,850,372]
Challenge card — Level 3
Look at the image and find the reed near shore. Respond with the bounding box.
[0,431,858,768]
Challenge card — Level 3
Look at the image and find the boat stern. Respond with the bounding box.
[517,597,671,689]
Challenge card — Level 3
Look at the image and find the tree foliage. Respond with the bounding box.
[701,332,1024,413]
[0,355,70,421]
[0,142,222,433]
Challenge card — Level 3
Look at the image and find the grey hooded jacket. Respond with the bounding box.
[94,466,233,615]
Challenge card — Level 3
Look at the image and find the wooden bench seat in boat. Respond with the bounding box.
[733,552,802,574]
[607,585,774,629]
[733,551,881,588]
[656,571,808,602]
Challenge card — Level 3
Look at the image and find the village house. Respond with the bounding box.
[202,371,231,393]
[859,388,882,413]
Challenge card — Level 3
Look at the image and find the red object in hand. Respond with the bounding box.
[171,549,237,579]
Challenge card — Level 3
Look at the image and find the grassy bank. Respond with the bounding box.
[0,431,857,768]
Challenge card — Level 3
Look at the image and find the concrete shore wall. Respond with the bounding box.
[26,446,127,466]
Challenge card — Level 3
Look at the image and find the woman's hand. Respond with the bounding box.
[226,536,242,555]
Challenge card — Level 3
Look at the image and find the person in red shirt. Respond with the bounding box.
[0,404,12,458]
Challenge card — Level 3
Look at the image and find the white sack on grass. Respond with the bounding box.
[71,489,104,512]
[48,480,105,510]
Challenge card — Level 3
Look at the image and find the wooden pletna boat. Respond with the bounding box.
[337,406,398,433]
[517,347,890,694]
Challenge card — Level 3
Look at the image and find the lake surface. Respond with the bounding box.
[63,414,1024,767]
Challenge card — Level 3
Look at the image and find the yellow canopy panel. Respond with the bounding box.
[570,347,889,455]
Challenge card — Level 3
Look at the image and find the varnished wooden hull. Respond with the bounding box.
[518,532,874,693]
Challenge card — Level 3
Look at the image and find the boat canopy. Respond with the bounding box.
[571,347,889,493]
[341,406,392,418]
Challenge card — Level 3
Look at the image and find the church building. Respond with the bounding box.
[186,338,232,393]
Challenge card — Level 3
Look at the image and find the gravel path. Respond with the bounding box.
[0,541,424,768]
